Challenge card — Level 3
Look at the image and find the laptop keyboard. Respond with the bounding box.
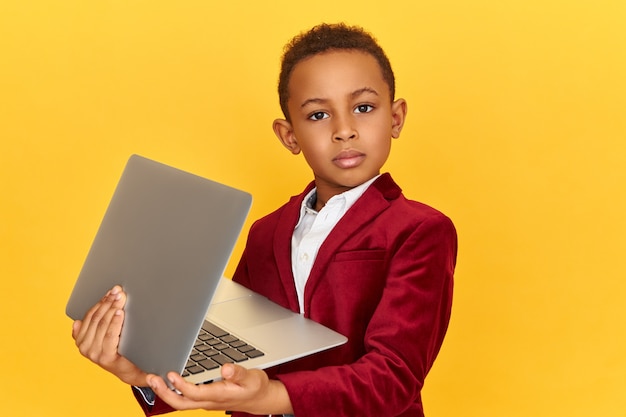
[183,320,265,377]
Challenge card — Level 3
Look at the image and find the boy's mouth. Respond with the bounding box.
[333,149,366,169]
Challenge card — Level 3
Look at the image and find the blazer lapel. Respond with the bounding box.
[302,174,402,314]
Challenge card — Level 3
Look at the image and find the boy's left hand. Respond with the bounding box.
[147,363,293,415]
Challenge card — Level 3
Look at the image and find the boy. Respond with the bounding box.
[72,23,457,417]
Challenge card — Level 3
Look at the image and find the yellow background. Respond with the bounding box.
[1,0,624,416]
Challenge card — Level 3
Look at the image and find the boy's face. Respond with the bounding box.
[273,50,406,203]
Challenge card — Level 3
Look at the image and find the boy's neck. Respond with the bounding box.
[312,184,350,211]
[313,195,326,212]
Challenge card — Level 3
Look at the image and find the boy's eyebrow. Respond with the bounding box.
[350,86,379,99]
[300,87,379,108]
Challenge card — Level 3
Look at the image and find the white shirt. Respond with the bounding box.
[291,176,379,313]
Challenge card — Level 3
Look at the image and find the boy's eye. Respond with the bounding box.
[354,104,374,114]
[308,111,329,121]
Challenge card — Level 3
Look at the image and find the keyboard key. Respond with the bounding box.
[198,358,220,370]
[186,365,205,374]
[190,353,206,362]
[220,335,239,343]
[202,322,229,338]
[196,344,213,352]
[213,343,229,351]
[237,344,254,353]
[204,348,219,357]
[212,354,235,366]
[246,349,265,358]
[222,348,248,362]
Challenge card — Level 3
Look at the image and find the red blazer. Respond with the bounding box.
[137,174,457,417]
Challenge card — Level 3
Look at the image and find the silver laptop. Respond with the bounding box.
[66,155,347,384]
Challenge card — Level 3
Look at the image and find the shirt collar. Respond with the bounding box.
[295,175,380,226]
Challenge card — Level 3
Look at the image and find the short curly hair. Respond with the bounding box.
[278,23,396,121]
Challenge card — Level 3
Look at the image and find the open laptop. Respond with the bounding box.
[66,154,347,384]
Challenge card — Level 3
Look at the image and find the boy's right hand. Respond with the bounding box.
[72,286,149,387]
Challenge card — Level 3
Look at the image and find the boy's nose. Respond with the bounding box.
[334,131,357,142]
[332,117,358,142]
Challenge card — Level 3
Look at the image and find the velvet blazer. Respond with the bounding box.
[232,173,457,417]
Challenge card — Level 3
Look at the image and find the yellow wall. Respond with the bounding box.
[1,1,624,415]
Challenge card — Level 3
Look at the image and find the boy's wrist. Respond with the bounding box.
[114,365,150,387]
[263,379,293,415]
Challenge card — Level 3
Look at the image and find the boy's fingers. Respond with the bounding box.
[74,301,101,346]
[221,363,240,381]
[148,375,181,402]
[72,320,82,339]
[76,300,109,346]
[91,303,123,349]
[146,374,163,391]
[100,309,124,358]
[74,287,125,358]
[165,372,194,396]
[156,373,213,408]
[109,286,126,308]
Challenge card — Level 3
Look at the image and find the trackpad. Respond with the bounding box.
[207,295,294,329]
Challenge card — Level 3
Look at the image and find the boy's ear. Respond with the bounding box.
[390,99,408,139]
[273,119,301,154]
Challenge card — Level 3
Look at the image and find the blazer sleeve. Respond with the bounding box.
[276,213,457,417]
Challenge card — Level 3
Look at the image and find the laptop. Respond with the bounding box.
[66,154,347,384]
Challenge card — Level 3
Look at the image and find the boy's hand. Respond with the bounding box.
[72,286,148,387]
[147,364,293,415]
